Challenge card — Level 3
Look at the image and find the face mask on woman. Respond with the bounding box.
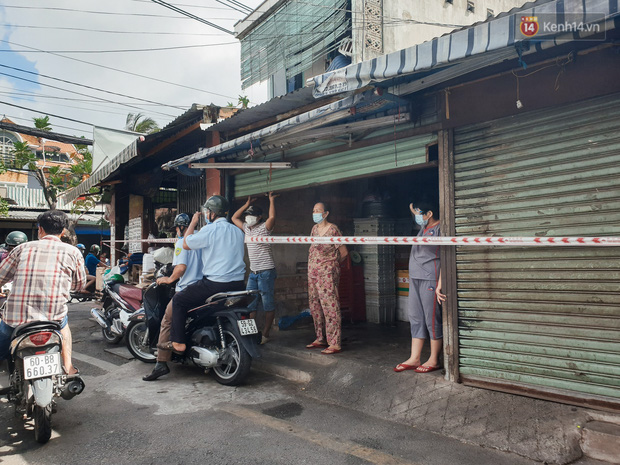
[414,214,428,227]
[313,213,324,224]
[245,215,258,227]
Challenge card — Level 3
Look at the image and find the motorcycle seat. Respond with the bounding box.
[12,320,61,338]
[117,284,143,303]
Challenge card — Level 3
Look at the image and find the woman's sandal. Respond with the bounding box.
[306,341,328,349]
[321,347,342,355]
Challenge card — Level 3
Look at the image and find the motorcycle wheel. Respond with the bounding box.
[212,324,252,386]
[33,404,52,444]
[126,321,156,363]
[101,306,122,344]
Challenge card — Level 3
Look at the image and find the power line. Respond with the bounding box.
[150,0,234,35]
[0,64,185,113]
[0,39,238,101]
[0,70,179,119]
[0,100,100,128]
[0,24,228,36]
[1,42,238,54]
[2,114,91,136]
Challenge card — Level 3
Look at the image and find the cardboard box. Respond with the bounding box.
[96,267,105,291]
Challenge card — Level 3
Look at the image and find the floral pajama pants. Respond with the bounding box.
[308,268,341,347]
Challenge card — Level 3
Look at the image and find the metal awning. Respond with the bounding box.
[162,89,397,170]
[310,0,618,98]
[60,141,137,203]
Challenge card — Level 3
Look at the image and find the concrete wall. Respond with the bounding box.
[353,0,528,62]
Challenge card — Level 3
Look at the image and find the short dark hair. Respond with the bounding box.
[38,210,68,235]
[315,202,330,212]
[415,198,440,219]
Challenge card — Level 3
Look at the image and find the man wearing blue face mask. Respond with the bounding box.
[394,198,445,374]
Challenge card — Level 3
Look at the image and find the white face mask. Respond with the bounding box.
[245,215,258,227]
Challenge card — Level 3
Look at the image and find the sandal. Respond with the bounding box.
[394,363,419,372]
[321,347,342,355]
[157,341,184,355]
[414,365,441,373]
[306,341,328,349]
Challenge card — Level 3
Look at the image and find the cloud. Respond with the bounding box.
[0,0,263,139]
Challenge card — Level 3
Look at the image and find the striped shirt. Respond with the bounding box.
[0,235,87,327]
[243,221,275,273]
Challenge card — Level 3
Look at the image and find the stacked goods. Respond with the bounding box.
[354,218,396,324]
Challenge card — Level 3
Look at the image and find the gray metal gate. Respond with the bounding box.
[453,93,620,409]
[177,173,206,216]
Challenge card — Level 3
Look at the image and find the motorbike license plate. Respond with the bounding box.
[23,353,62,380]
[237,319,258,336]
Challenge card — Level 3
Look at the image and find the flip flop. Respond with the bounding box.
[306,341,328,349]
[414,365,441,373]
[394,363,419,372]
[321,347,342,355]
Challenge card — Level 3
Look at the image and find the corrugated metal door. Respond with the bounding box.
[235,131,437,197]
[453,93,620,408]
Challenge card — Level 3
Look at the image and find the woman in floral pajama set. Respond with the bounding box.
[306,202,348,355]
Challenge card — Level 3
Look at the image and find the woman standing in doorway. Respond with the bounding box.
[395,199,446,373]
[306,202,348,355]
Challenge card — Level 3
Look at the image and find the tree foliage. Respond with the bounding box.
[125,112,160,134]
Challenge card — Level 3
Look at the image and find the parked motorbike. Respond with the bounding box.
[69,290,99,303]
[126,268,261,386]
[0,321,85,443]
[90,276,143,344]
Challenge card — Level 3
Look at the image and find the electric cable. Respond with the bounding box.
[0,39,238,101]
[0,42,238,54]
[150,0,234,34]
[0,70,178,118]
[0,100,100,127]
[0,64,185,112]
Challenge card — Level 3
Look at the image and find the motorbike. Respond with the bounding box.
[126,267,262,386]
[0,321,85,443]
[90,277,143,344]
[69,290,99,303]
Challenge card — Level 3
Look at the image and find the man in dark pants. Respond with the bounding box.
[167,195,246,354]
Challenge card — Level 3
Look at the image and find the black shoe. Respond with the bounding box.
[142,363,170,381]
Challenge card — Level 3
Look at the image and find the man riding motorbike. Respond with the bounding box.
[142,213,203,381]
[166,195,246,356]
[0,210,86,375]
[0,231,28,264]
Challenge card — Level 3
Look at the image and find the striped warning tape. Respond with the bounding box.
[246,236,620,246]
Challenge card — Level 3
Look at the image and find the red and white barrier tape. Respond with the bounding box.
[245,236,620,246]
[102,238,177,244]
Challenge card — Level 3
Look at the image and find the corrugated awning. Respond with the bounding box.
[310,0,618,98]
[60,141,137,203]
[162,90,389,170]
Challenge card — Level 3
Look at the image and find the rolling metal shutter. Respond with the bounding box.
[453,93,620,408]
[234,130,436,197]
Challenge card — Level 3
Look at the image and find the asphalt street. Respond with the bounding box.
[0,303,544,465]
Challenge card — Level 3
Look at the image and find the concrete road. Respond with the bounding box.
[0,303,537,465]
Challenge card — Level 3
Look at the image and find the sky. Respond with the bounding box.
[0,0,266,140]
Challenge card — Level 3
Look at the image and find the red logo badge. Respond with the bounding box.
[520,16,539,37]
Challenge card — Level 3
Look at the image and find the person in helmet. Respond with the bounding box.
[143,213,203,381]
[0,231,28,264]
[232,192,279,344]
[164,196,245,355]
[84,244,107,292]
[76,243,86,256]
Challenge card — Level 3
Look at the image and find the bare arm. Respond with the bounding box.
[436,269,446,304]
[265,191,278,231]
[183,212,201,250]
[157,264,186,285]
[232,196,252,230]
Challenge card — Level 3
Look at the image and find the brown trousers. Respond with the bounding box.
[157,300,173,362]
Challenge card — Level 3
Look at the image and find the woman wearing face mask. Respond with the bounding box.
[395,199,445,373]
[306,202,348,354]
[232,192,279,344]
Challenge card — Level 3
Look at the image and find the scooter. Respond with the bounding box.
[126,267,262,386]
[90,278,143,344]
[0,321,85,443]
